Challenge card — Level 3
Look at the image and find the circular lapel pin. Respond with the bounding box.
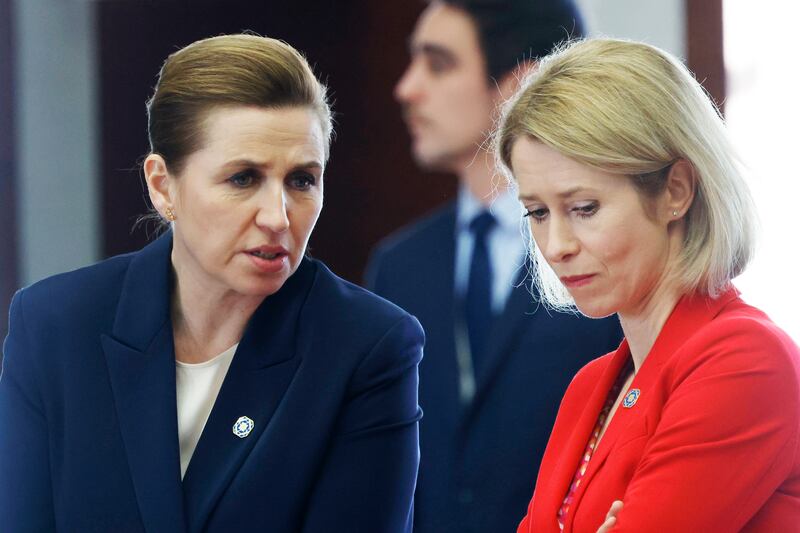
[232,416,255,438]
[622,389,640,409]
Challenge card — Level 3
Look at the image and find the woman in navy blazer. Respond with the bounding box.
[0,34,423,532]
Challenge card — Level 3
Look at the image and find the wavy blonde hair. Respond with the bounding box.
[496,38,756,309]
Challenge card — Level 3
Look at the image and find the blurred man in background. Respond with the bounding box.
[365,1,624,531]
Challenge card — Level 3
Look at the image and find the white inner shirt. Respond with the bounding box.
[455,186,528,313]
[175,344,238,479]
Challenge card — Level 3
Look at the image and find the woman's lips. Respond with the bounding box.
[560,274,596,288]
[245,247,289,273]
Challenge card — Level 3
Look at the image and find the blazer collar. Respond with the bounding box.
[634,286,740,372]
[110,230,174,351]
[558,287,740,531]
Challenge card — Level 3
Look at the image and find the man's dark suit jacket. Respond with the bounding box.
[0,232,423,533]
[365,203,623,533]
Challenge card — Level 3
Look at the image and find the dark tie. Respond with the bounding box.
[465,211,496,380]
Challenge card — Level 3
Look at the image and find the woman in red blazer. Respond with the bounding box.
[496,39,800,532]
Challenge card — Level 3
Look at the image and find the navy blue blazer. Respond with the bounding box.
[0,232,424,533]
[365,202,623,533]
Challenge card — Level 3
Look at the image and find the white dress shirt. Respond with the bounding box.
[454,186,528,314]
[175,344,237,478]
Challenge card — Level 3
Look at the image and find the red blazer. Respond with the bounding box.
[518,288,800,532]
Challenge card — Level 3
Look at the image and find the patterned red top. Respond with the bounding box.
[557,361,631,529]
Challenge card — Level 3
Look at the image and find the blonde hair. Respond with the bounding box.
[147,33,332,174]
[496,38,756,309]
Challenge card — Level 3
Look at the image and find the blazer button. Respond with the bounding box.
[458,488,474,504]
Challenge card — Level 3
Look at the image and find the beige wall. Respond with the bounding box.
[575,0,685,59]
[13,0,99,285]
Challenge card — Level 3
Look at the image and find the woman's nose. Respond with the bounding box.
[254,186,289,234]
[542,218,579,264]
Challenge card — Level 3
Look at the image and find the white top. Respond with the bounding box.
[454,186,528,313]
[175,344,238,479]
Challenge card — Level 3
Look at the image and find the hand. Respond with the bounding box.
[596,500,623,533]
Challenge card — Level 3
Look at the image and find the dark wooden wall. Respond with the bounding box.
[98,1,455,285]
[0,0,17,342]
[686,0,726,115]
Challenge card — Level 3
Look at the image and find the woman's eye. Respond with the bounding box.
[573,202,598,218]
[228,171,257,188]
[523,207,548,223]
[288,173,316,191]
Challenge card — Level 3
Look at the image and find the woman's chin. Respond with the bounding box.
[573,299,618,320]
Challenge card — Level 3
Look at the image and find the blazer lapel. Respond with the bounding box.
[419,206,462,422]
[541,342,631,531]
[468,267,531,408]
[181,259,315,533]
[101,233,186,533]
[437,213,464,410]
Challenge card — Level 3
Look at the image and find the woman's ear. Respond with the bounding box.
[663,159,696,221]
[143,154,174,219]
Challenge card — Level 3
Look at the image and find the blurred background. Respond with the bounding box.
[1,0,796,343]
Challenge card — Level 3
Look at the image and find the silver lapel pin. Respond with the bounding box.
[232,416,255,438]
[622,388,640,408]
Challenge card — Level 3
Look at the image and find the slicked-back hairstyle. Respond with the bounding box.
[497,38,756,309]
[439,0,585,80]
[146,33,333,174]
